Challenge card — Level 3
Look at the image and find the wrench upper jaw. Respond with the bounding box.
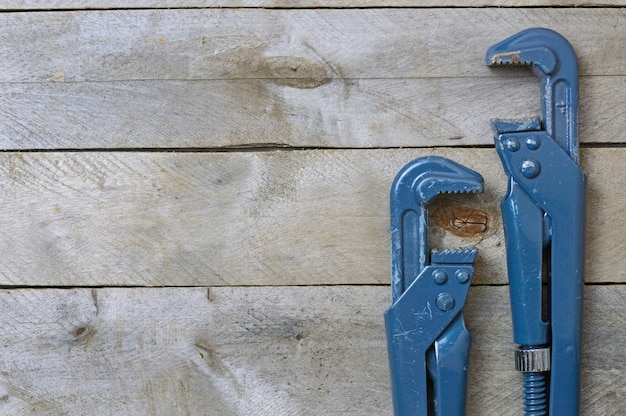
[391,156,482,206]
[409,156,484,205]
[416,176,484,206]
[486,27,580,161]
[485,27,576,76]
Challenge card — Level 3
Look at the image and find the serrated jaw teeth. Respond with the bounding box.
[489,51,532,67]
[431,247,478,265]
[438,185,482,195]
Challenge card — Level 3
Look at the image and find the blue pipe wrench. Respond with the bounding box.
[486,28,586,415]
[385,156,484,415]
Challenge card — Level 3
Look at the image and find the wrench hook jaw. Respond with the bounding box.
[486,27,579,161]
[390,156,483,301]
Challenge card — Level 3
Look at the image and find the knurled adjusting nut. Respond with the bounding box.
[514,347,551,373]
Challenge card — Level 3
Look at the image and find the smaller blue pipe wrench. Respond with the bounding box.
[486,28,586,415]
[385,156,484,416]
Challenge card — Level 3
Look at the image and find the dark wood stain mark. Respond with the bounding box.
[195,340,229,375]
[72,325,97,347]
[195,338,242,392]
[263,56,331,89]
[431,204,490,237]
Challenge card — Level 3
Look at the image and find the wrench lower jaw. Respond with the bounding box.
[490,117,542,135]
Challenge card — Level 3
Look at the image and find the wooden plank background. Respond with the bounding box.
[0,2,624,415]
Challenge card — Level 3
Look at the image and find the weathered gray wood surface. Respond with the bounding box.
[4,0,625,8]
[2,77,624,149]
[0,148,621,286]
[0,9,624,148]
[0,286,622,415]
[0,3,623,415]
[2,9,624,82]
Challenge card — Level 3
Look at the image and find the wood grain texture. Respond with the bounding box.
[2,1,625,9]
[0,3,622,416]
[1,8,623,149]
[0,9,624,83]
[0,285,622,415]
[1,76,624,149]
[0,148,620,286]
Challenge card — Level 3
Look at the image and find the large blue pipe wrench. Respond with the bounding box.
[486,28,586,415]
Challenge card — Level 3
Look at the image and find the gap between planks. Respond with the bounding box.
[1,3,625,11]
[3,142,625,153]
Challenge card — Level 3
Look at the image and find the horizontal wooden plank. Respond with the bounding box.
[3,1,625,9]
[0,9,624,84]
[0,76,623,149]
[0,147,620,286]
[1,8,623,149]
[0,285,622,415]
